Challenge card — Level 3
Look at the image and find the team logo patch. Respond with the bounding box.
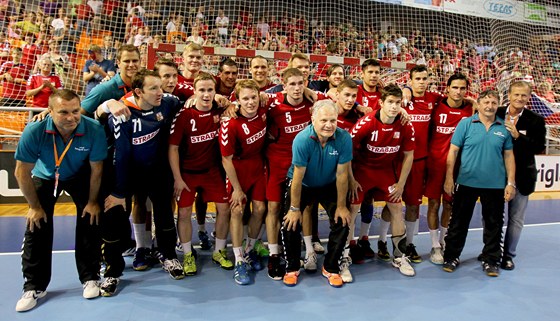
[213,115,220,123]
[428,103,433,110]
[393,132,400,138]
[156,112,163,121]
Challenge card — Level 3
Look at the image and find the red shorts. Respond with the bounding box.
[178,167,229,208]
[424,161,452,203]
[266,156,292,202]
[352,164,399,204]
[227,159,267,202]
[401,158,427,206]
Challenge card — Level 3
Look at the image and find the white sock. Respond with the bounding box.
[198,224,206,233]
[303,235,314,255]
[233,246,243,264]
[214,238,227,252]
[429,229,441,248]
[359,222,371,238]
[405,221,416,245]
[245,237,257,252]
[343,246,350,258]
[269,243,279,255]
[134,224,149,249]
[143,227,153,248]
[379,219,390,242]
[439,227,448,244]
[182,242,192,254]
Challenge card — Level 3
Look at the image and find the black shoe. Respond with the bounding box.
[477,253,485,262]
[198,231,212,250]
[405,243,422,263]
[267,254,285,281]
[482,262,500,277]
[100,277,119,297]
[349,241,365,264]
[358,237,375,259]
[501,256,515,270]
[377,240,391,261]
[443,258,460,272]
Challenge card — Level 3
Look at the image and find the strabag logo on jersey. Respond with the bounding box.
[436,126,456,134]
[247,128,266,144]
[285,122,308,134]
[410,114,431,122]
[191,130,218,143]
[133,128,160,145]
[367,144,400,153]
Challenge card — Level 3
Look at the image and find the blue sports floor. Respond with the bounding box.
[1,197,559,321]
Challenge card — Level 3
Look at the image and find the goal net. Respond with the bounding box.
[2,0,560,145]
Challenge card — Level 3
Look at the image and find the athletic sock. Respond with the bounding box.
[134,223,149,249]
[269,243,279,256]
[429,229,441,248]
[359,222,371,238]
[303,235,314,255]
[198,224,206,233]
[233,247,243,264]
[405,221,416,245]
[379,219,391,242]
[182,242,192,254]
[245,237,257,252]
[214,238,227,252]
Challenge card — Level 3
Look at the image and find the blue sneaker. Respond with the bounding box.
[133,248,152,271]
[233,262,251,285]
[244,250,263,271]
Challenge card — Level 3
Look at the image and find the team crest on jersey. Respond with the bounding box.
[156,112,163,121]
[213,115,220,123]
[393,132,400,139]
[428,103,433,110]
[261,113,267,122]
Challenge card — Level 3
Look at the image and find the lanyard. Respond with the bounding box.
[52,135,74,196]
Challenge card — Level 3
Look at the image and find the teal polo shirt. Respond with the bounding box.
[451,113,513,189]
[81,73,130,114]
[15,115,108,181]
[288,125,353,188]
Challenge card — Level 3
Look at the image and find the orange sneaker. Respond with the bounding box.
[283,271,299,287]
[322,267,343,288]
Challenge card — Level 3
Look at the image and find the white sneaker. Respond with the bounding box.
[15,290,47,312]
[303,252,317,273]
[392,255,416,277]
[312,241,325,254]
[82,280,100,299]
[430,247,444,265]
[340,257,353,283]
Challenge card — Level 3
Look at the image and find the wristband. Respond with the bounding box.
[507,182,516,188]
[289,206,300,212]
[100,101,110,114]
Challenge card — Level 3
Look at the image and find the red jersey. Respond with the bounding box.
[356,84,381,110]
[173,74,194,102]
[0,62,30,100]
[21,43,41,69]
[337,108,362,132]
[169,105,222,171]
[265,93,314,159]
[403,91,442,159]
[26,73,63,107]
[220,107,267,167]
[350,110,415,169]
[428,99,473,164]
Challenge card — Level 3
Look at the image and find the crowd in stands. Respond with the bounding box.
[0,1,559,106]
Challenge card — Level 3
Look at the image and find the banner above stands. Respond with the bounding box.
[371,0,560,28]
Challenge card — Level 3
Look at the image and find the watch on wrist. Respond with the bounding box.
[507,182,516,188]
[289,205,300,212]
